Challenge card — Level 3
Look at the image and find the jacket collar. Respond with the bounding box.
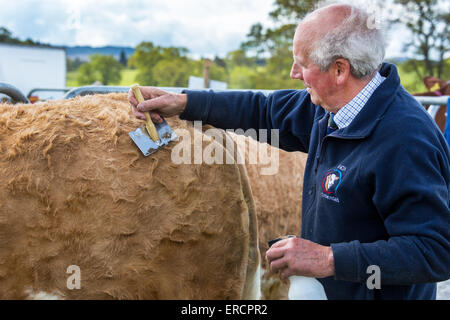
[326,62,401,139]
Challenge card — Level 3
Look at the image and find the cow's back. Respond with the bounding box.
[0,93,259,299]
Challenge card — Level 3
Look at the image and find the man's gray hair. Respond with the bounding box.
[308,2,386,78]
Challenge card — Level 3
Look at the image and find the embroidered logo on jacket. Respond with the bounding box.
[322,169,342,195]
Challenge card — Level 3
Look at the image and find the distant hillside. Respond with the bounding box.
[65,45,135,61]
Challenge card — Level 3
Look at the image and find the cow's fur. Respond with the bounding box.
[230,134,307,299]
[0,93,260,299]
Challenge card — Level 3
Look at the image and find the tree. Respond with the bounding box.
[128,42,190,85]
[119,50,128,67]
[152,58,190,87]
[239,0,448,90]
[237,0,319,89]
[226,49,256,68]
[67,57,83,72]
[228,66,256,89]
[393,0,449,78]
[0,27,18,43]
[76,63,96,85]
[209,62,228,83]
[76,54,123,85]
[0,26,50,46]
[213,55,227,69]
[241,0,319,57]
[90,54,123,85]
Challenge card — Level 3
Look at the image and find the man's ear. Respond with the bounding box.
[333,58,350,85]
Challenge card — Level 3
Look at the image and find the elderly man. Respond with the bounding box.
[129,3,450,300]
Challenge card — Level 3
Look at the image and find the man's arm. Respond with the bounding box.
[129,87,317,152]
[180,89,317,151]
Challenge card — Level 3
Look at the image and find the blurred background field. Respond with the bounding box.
[66,68,138,87]
[65,59,449,94]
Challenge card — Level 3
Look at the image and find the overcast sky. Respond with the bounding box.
[0,0,415,59]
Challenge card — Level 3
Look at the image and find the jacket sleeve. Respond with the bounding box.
[180,89,317,152]
[331,130,450,285]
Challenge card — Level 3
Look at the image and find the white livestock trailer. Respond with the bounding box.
[0,43,67,101]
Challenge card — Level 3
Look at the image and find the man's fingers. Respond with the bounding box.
[128,90,138,106]
[266,237,291,261]
[269,257,288,274]
[131,105,146,120]
[142,87,168,100]
[266,246,286,263]
[280,268,294,281]
[129,87,172,123]
[137,96,166,112]
[269,257,294,281]
[149,112,163,124]
[131,102,163,123]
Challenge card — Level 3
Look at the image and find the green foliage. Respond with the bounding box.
[125,39,302,90]
[76,63,96,85]
[213,56,227,69]
[152,58,190,87]
[237,0,449,90]
[0,26,51,46]
[128,42,189,85]
[226,49,257,68]
[119,69,139,86]
[66,70,78,87]
[393,0,449,78]
[396,58,450,93]
[269,0,319,21]
[242,0,319,57]
[67,58,83,72]
[0,27,17,43]
[128,41,229,87]
[71,0,448,92]
[233,0,322,89]
[75,54,123,85]
[119,50,128,67]
[228,66,256,89]
[90,54,123,85]
[209,64,228,83]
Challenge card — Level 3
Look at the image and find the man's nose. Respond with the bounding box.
[290,63,303,80]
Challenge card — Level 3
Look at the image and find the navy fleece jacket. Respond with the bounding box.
[180,63,450,300]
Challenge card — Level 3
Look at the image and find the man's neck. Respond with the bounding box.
[328,73,376,113]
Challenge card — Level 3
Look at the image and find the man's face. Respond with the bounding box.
[290,27,335,109]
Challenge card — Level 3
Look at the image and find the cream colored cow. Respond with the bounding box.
[0,94,260,299]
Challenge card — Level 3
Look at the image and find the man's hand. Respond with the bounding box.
[266,237,334,280]
[128,86,187,123]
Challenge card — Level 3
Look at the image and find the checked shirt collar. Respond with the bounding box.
[332,72,386,129]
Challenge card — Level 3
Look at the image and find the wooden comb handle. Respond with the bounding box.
[131,84,159,142]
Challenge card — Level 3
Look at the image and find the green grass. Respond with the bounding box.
[117,69,139,86]
[396,64,428,94]
[394,58,450,94]
[66,68,139,87]
[66,71,78,87]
